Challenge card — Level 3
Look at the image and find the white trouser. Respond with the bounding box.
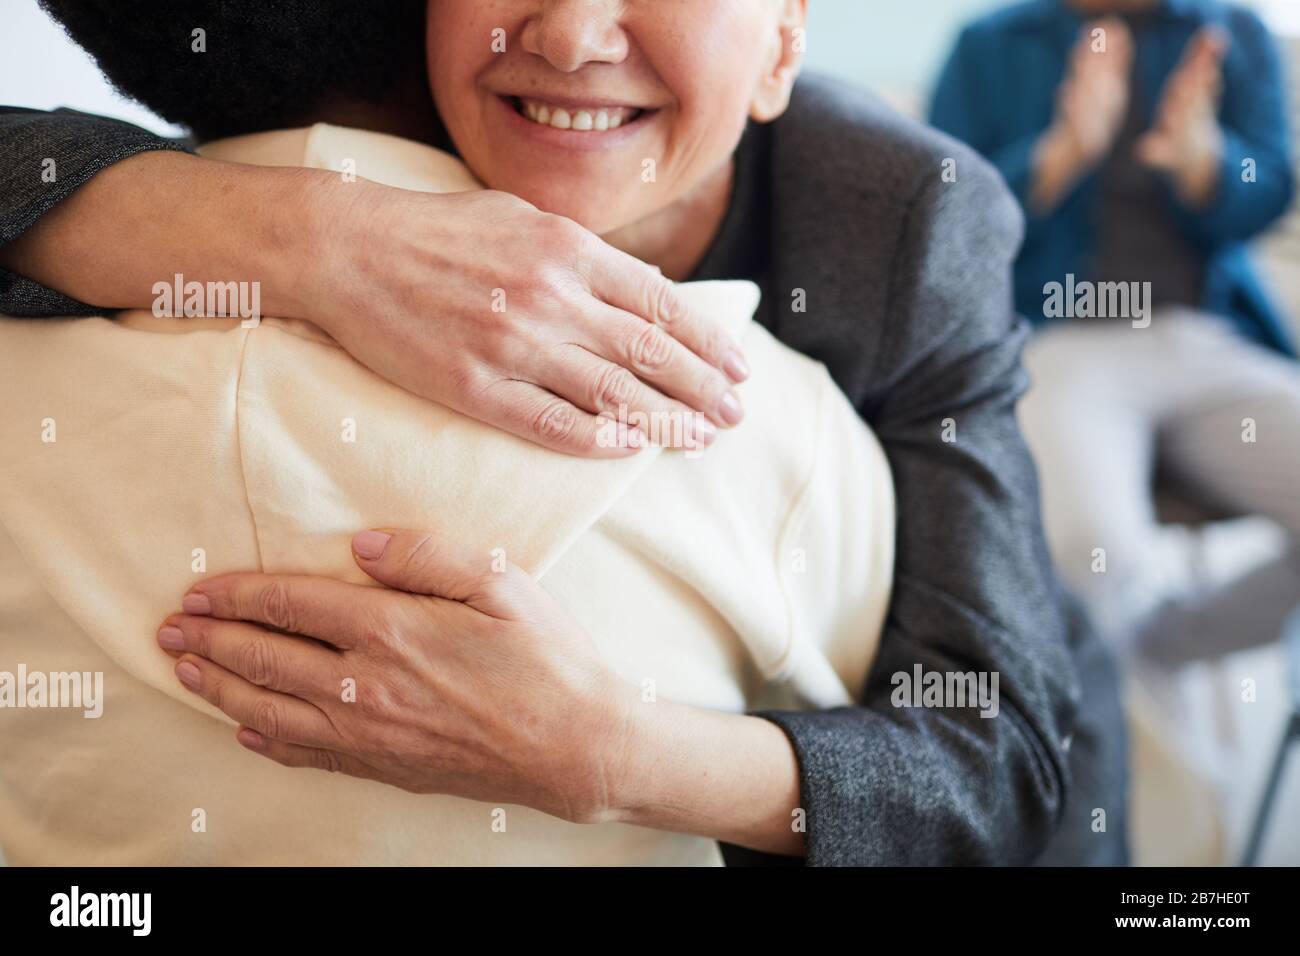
[1018,310,1300,659]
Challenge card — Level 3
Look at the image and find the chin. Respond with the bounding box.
[495,175,634,235]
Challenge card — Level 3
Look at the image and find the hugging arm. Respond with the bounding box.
[0,107,749,456]
[747,166,1079,865]
[0,107,194,316]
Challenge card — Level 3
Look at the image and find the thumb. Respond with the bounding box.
[1135,130,1176,170]
[351,528,497,602]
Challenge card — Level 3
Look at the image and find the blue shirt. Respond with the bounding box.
[930,0,1297,355]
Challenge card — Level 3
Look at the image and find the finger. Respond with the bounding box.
[1072,22,1098,63]
[1158,74,1194,126]
[1186,25,1230,71]
[1151,56,1199,129]
[479,377,646,458]
[174,654,337,747]
[1080,17,1129,67]
[543,343,718,449]
[588,244,750,383]
[1189,30,1227,102]
[581,304,742,430]
[350,528,526,615]
[1205,62,1224,104]
[183,573,382,649]
[158,614,343,701]
[235,727,386,783]
[1110,19,1134,65]
[1165,28,1223,105]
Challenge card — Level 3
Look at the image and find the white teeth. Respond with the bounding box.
[517,98,638,132]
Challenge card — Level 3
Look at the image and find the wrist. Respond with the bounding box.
[590,687,805,855]
[577,678,655,826]
[264,165,356,323]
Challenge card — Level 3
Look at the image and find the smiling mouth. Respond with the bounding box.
[509,96,648,132]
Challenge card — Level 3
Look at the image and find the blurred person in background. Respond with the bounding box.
[932,0,1299,663]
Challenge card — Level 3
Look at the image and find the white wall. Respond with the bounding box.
[804,0,1006,111]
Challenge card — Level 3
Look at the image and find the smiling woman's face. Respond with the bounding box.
[426,0,799,236]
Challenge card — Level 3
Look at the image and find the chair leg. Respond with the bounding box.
[1243,713,1300,866]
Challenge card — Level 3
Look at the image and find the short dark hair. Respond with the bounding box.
[39,1,428,141]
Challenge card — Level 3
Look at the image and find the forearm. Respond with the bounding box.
[605,690,804,857]
[0,150,323,317]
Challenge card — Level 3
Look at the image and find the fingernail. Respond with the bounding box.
[719,391,745,426]
[175,661,202,691]
[352,529,392,560]
[181,592,212,615]
[693,416,717,446]
[157,625,186,651]
[723,351,750,382]
[236,728,265,750]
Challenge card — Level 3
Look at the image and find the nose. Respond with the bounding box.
[520,0,629,73]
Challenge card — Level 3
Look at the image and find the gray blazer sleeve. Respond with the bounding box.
[722,92,1099,864]
[755,164,1078,865]
[0,107,193,316]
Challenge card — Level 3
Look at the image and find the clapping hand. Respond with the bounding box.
[1135,25,1229,208]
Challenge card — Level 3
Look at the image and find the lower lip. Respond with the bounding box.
[495,95,654,152]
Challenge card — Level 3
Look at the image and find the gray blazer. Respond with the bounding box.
[0,77,1128,865]
[695,75,1127,867]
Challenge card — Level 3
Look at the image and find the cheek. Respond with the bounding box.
[660,62,757,179]
[646,14,770,170]
[427,53,495,161]
[425,4,497,123]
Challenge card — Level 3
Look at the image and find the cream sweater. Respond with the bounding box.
[0,125,894,865]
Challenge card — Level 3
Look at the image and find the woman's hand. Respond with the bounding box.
[156,528,805,855]
[1,150,748,457]
[304,183,748,456]
[157,529,634,823]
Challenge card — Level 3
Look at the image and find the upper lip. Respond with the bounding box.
[498,91,656,112]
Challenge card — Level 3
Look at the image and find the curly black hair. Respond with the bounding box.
[39,1,430,141]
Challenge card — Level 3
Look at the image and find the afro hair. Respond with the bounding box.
[39,0,429,141]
